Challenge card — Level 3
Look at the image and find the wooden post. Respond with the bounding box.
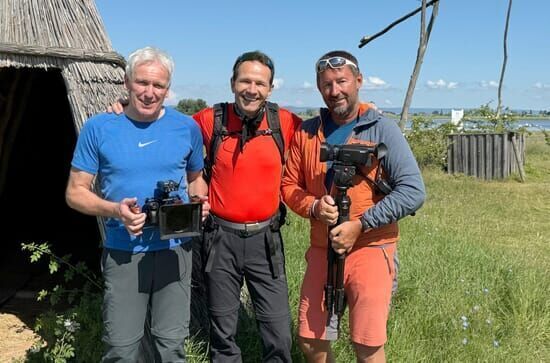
[509,132,525,182]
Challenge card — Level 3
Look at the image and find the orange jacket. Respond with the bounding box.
[282,104,425,249]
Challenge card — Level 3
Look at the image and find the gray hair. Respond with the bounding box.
[125,46,174,85]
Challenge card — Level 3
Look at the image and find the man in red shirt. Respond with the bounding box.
[193,51,301,362]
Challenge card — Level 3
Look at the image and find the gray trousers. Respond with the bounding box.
[101,243,192,362]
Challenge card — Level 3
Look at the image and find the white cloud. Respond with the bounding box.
[426,79,458,89]
[384,99,393,105]
[480,80,499,88]
[363,76,389,89]
[164,90,178,106]
[273,78,284,90]
[302,81,313,89]
[534,82,550,89]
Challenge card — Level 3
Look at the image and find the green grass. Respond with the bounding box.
[198,133,547,362]
[24,133,549,362]
[187,133,550,362]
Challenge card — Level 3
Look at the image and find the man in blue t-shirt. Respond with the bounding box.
[66,46,209,362]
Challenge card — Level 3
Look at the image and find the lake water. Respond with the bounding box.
[409,118,550,131]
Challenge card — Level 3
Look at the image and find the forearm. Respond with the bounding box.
[362,177,425,228]
[66,185,120,218]
[187,171,208,198]
[281,184,317,218]
[363,122,426,227]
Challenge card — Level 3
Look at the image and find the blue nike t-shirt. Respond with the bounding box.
[71,107,204,253]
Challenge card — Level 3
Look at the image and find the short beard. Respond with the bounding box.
[332,103,354,120]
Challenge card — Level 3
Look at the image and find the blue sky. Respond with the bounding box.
[95,0,549,111]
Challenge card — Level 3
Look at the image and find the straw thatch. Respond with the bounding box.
[0,0,126,128]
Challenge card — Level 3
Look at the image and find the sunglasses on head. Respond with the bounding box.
[316,56,358,73]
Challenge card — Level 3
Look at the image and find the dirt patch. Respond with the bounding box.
[0,294,49,362]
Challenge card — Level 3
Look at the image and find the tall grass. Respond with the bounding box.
[187,133,549,362]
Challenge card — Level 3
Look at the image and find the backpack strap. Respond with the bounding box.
[208,102,229,165]
[264,101,285,164]
[208,102,285,167]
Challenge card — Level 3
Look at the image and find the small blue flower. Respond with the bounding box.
[493,340,500,348]
[482,288,489,294]
[461,316,468,321]
[462,321,469,329]
[462,338,468,345]
[486,319,492,325]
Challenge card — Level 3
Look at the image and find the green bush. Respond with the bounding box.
[22,242,104,363]
[405,116,458,169]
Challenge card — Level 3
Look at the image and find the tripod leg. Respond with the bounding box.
[324,245,335,316]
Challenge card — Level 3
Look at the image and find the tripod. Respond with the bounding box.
[324,163,355,332]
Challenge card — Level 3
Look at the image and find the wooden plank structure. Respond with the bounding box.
[447,132,525,180]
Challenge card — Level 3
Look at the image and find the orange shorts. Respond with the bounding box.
[298,243,396,346]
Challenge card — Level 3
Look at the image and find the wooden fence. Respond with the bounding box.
[447,132,525,180]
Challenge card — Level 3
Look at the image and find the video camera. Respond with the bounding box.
[320,142,392,195]
[142,180,202,240]
[320,142,387,167]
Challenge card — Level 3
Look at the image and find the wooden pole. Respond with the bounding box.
[510,133,525,182]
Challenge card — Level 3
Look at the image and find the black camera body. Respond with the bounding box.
[320,142,387,167]
[320,142,392,195]
[142,180,202,240]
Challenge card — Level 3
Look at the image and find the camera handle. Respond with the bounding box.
[324,163,354,332]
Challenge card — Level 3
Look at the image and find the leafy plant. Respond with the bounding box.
[22,242,104,362]
[463,103,524,132]
[175,98,208,115]
[405,115,459,168]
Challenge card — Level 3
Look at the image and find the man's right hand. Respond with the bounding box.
[314,195,338,226]
[118,197,146,236]
[107,98,128,114]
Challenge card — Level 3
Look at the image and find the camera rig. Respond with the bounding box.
[142,180,202,240]
[320,142,389,332]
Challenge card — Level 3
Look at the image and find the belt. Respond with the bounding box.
[211,215,271,234]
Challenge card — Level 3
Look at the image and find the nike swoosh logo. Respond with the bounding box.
[138,140,158,148]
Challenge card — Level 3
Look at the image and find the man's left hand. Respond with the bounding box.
[192,195,210,221]
[329,220,362,254]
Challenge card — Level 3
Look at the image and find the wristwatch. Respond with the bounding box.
[359,216,371,233]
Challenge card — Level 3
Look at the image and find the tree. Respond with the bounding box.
[358,0,440,131]
[496,0,513,119]
[175,98,208,115]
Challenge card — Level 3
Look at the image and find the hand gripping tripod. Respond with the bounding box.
[320,141,388,333]
[324,163,355,332]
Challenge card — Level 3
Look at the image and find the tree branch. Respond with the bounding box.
[358,0,440,48]
[399,0,440,130]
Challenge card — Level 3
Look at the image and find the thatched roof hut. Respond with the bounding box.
[0,0,126,293]
[0,0,126,128]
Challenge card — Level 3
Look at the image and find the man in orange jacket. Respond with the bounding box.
[282,50,425,363]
